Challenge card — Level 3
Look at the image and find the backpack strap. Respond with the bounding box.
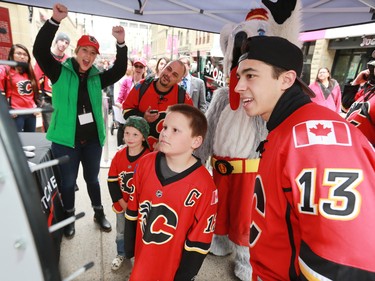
[138,75,155,103]
[177,85,186,104]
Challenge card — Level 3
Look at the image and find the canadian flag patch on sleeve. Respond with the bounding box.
[293,120,352,148]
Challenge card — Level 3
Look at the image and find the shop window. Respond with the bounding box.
[331,49,371,90]
[301,42,315,84]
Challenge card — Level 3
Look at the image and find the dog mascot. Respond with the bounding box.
[195,1,302,280]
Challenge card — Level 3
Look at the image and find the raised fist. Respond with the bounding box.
[112,26,125,44]
[52,3,68,23]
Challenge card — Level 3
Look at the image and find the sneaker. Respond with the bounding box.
[111,255,124,271]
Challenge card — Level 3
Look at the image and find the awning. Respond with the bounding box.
[2,0,375,33]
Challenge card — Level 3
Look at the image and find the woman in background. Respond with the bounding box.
[115,57,146,146]
[155,57,170,78]
[309,67,342,114]
[0,44,39,132]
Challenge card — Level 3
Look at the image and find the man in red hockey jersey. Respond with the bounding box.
[122,60,193,150]
[234,36,375,280]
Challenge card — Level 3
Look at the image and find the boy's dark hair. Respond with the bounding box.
[167,104,207,141]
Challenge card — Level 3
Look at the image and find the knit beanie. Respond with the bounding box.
[55,32,70,44]
[124,116,150,148]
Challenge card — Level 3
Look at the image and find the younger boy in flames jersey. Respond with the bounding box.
[107,116,150,271]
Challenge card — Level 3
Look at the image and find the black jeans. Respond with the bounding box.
[52,139,103,211]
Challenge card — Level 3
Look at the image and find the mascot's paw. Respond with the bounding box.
[233,244,252,281]
[210,234,233,256]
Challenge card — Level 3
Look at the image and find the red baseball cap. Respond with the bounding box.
[77,35,100,54]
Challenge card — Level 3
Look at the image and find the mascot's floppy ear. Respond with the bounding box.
[229,31,248,110]
[229,67,240,110]
[221,22,244,110]
[220,23,236,60]
[220,23,236,84]
[228,7,270,110]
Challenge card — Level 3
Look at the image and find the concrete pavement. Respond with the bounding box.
[59,124,239,281]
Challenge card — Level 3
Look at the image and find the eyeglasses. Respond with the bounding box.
[134,64,145,69]
[14,52,29,58]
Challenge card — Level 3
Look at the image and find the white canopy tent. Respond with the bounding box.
[2,0,375,33]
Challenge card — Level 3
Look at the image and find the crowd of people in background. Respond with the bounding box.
[1,6,373,143]
[0,49,209,133]
[1,2,375,281]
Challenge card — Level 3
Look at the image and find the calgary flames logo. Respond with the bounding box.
[119,171,135,194]
[16,80,32,95]
[88,35,98,44]
[139,201,178,245]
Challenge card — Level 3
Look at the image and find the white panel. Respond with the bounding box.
[0,144,44,280]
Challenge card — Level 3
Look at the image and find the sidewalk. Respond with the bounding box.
[58,124,239,281]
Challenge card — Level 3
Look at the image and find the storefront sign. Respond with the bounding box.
[360,36,375,47]
[204,58,226,87]
[329,36,375,50]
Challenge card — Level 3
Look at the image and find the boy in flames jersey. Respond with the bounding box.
[107,116,150,271]
[124,104,217,280]
[234,36,375,280]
